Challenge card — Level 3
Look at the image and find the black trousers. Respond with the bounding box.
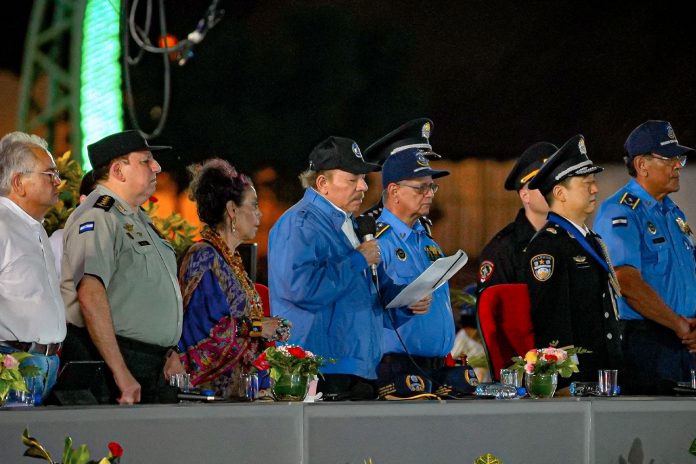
[62,325,177,404]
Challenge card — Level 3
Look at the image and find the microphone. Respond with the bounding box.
[356,215,379,286]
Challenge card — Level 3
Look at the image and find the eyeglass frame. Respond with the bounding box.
[22,169,62,183]
[646,153,687,167]
[397,182,440,194]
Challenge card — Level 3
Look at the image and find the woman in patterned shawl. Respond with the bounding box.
[177,159,290,397]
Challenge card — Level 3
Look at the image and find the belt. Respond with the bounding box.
[0,340,62,356]
[382,354,444,370]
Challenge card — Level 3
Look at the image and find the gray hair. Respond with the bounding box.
[299,169,319,189]
[0,131,49,196]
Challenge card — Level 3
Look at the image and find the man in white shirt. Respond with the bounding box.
[0,131,66,401]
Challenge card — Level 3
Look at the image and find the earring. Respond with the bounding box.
[231,217,237,234]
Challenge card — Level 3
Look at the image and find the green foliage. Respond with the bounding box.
[142,197,198,258]
[257,345,334,381]
[0,352,39,401]
[689,437,696,456]
[43,151,84,236]
[22,428,121,464]
[509,341,591,378]
[474,453,503,464]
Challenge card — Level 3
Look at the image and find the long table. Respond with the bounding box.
[2,397,695,463]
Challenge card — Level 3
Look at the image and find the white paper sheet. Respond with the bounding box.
[386,249,468,309]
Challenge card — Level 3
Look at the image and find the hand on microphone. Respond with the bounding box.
[357,240,382,267]
[409,294,432,315]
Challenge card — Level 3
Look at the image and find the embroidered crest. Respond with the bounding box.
[124,223,134,233]
[405,375,426,392]
[479,260,495,283]
[421,121,431,139]
[396,248,407,261]
[667,124,676,140]
[578,137,587,155]
[647,222,657,234]
[79,221,95,234]
[531,254,554,281]
[424,245,443,261]
[573,255,587,264]
[619,192,640,209]
[93,195,114,211]
[416,152,429,167]
[611,217,628,227]
[352,142,363,159]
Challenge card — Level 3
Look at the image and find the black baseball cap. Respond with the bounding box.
[504,142,558,191]
[308,136,380,174]
[87,130,171,168]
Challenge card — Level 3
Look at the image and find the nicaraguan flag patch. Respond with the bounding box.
[79,221,95,234]
[611,217,628,227]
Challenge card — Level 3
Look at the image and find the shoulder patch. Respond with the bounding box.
[619,192,640,209]
[479,260,495,283]
[375,222,391,238]
[93,195,114,211]
[530,254,554,281]
[78,221,95,234]
[611,217,628,227]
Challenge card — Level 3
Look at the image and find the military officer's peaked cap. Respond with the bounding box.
[364,118,439,165]
[308,136,380,174]
[624,120,695,159]
[504,141,558,191]
[528,134,603,195]
[88,130,171,169]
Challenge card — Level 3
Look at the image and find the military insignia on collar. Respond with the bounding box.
[424,245,443,261]
[619,192,640,209]
[647,222,657,234]
[124,223,134,233]
[416,152,429,167]
[578,138,587,155]
[352,142,363,159]
[530,254,554,281]
[545,227,557,234]
[93,195,114,211]
[396,248,407,261]
[375,222,390,238]
[115,203,127,214]
[676,217,692,236]
[573,255,587,264]
[479,260,495,283]
[421,121,431,139]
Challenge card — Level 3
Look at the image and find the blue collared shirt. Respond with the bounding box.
[376,208,455,357]
[594,179,696,319]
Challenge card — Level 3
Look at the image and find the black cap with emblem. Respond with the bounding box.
[87,130,171,169]
[363,118,439,165]
[528,134,604,195]
[308,136,380,174]
[504,142,558,191]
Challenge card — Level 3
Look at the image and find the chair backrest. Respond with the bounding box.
[254,283,271,318]
[476,283,534,381]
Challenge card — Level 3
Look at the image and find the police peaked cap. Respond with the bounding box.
[504,141,558,191]
[88,130,171,169]
[363,118,440,165]
[528,134,603,195]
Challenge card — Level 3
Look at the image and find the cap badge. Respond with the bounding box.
[352,142,363,159]
[406,375,426,392]
[647,222,657,234]
[667,125,676,140]
[531,254,554,281]
[578,138,587,155]
[416,152,429,167]
[421,122,431,139]
[396,248,407,261]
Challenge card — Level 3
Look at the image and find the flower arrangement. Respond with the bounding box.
[22,428,123,464]
[510,341,590,378]
[253,345,334,380]
[0,352,40,404]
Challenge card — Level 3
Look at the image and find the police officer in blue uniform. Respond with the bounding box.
[477,142,556,293]
[525,135,623,383]
[594,120,696,393]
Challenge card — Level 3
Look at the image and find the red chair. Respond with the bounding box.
[476,283,535,381]
[254,283,271,317]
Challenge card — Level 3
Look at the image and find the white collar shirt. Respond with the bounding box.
[322,192,360,248]
[0,196,66,343]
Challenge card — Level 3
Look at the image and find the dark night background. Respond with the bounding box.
[3,1,696,187]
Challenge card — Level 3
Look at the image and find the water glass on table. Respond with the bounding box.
[598,369,619,396]
[169,372,192,392]
[500,368,521,387]
[238,373,259,401]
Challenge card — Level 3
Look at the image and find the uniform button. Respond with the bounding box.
[604,312,610,319]
[606,333,613,340]
[602,292,606,298]
[620,334,623,340]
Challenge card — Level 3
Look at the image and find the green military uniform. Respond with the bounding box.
[61,185,182,347]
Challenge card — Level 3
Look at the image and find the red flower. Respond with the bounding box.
[108,442,123,457]
[287,346,307,359]
[149,196,158,203]
[253,352,270,371]
[544,354,558,362]
[444,353,456,367]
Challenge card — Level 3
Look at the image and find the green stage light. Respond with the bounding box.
[80,0,123,171]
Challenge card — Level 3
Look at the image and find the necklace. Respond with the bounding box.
[200,227,264,320]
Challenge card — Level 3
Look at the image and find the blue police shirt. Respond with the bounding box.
[376,207,455,357]
[594,179,696,319]
[268,188,409,380]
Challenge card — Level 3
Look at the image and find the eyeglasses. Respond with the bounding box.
[647,153,687,167]
[24,169,61,183]
[398,182,439,194]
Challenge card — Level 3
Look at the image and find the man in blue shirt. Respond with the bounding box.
[594,120,696,393]
[269,136,430,400]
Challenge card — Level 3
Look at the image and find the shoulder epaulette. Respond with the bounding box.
[619,192,640,209]
[93,195,115,211]
[375,222,391,238]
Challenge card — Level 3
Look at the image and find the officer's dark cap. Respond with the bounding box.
[381,149,450,188]
[364,118,440,165]
[308,136,380,175]
[528,134,603,195]
[87,130,171,169]
[504,141,558,191]
[624,120,694,159]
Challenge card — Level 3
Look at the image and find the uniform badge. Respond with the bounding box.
[424,245,443,261]
[530,254,554,281]
[667,124,676,140]
[416,152,429,167]
[578,137,587,155]
[421,121,431,139]
[351,142,363,159]
[479,260,495,283]
[647,222,657,234]
[93,195,114,211]
[124,223,134,233]
[375,222,391,238]
[115,203,127,214]
[676,217,693,236]
[395,248,407,261]
[545,227,557,234]
[79,221,95,234]
[405,375,426,392]
[573,255,587,264]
